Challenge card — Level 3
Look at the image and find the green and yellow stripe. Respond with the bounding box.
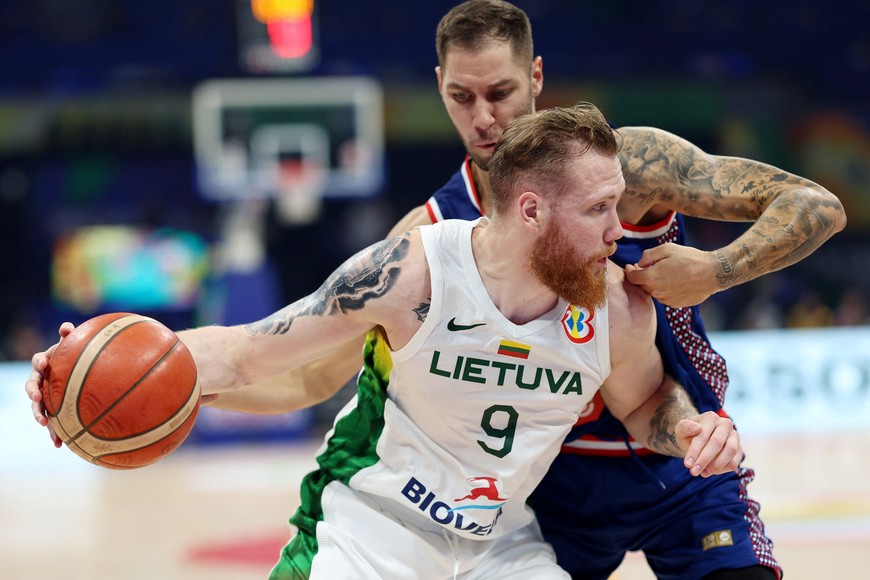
[497,339,531,359]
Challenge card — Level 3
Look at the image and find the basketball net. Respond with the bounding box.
[275,158,326,225]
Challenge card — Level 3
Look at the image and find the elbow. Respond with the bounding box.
[815,186,848,236]
[831,194,848,234]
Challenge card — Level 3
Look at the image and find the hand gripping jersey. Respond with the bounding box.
[288,218,611,546]
[425,156,729,455]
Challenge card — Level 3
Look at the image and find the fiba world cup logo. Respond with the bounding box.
[562,304,595,344]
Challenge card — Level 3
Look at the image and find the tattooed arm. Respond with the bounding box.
[616,126,847,307]
[179,231,429,398]
[205,206,436,414]
[600,265,741,476]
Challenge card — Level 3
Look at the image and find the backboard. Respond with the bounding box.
[192,76,385,202]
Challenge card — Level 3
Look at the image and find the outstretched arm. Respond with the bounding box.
[617,126,847,307]
[183,232,417,396]
[205,204,434,414]
[201,340,362,414]
[26,232,425,440]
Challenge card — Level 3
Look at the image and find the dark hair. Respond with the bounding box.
[489,102,621,216]
[435,0,533,70]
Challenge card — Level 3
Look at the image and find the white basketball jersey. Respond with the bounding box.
[320,218,611,541]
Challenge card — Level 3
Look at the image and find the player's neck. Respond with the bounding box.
[473,220,559,325]
[469,160,494,217]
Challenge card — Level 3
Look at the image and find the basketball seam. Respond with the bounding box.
[52,314,147,445]
[67,318,152,443]
[92,412,199,468]
[69,374,200,464]
[72,337,184,442]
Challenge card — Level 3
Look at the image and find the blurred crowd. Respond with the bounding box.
[700,281,869,332]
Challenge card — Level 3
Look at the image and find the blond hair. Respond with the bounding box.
[489,103,620,216]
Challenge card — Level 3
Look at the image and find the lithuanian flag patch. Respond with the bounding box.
[497,339,531,359]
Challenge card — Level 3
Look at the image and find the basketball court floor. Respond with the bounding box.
[2,365,868,579]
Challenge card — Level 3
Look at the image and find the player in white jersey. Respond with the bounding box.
[270,104,739,578]
[280,217,613,578]
[28,103,742,578]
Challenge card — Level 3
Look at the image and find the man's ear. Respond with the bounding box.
[518,191,543,229]
[436,66,444,95]
[531,56,543,98]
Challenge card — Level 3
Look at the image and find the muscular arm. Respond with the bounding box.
[600,265,740,475]
[617,126,847,306]
[183,233,419,397]
[199,332,365,413]
[207,205,434,413]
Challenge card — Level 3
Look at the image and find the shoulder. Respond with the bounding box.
[381,228,428,285]
[384,228,430,304]
[605,262,656,354]
[336,229,429,324]
[364,228,431,348]
[336,229,428,305]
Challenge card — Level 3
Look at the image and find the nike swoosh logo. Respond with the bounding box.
[447,318,487,331]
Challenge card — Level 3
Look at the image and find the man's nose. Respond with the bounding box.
[606,210,624,244]
[472,102,496,132]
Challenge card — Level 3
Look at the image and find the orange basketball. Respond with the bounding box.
[41,312,201,469]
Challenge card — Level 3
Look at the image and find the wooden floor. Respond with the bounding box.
[2,363,868,579]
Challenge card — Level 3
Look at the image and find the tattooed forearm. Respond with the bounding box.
[648,427,681,457]
[245,234,412,336]
[246,305,297,336]
[713,251,736,287]
[720,189,844,286]
[619,126,846,290]
[645,389,697,457]
[737,243,756,269]
[619,127,844,226]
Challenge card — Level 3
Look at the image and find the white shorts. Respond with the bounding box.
[302,481,569,579]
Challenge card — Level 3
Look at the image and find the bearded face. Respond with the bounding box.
[529,216,611,311]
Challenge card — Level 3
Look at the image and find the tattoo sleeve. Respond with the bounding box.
[244,234,412,336]
[619,127,846,289]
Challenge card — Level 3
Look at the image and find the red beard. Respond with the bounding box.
[530,220,610,311]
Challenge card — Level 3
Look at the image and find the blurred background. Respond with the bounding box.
[0,1,868,578]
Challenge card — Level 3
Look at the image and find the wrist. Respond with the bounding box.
[711,248,739,292]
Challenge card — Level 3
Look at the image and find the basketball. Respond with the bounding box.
[41,312,201,469]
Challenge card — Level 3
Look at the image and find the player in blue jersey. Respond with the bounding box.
[28,1,845,579]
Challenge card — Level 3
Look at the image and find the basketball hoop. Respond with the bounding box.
[192,77,385,203]
[275,158,326,225]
